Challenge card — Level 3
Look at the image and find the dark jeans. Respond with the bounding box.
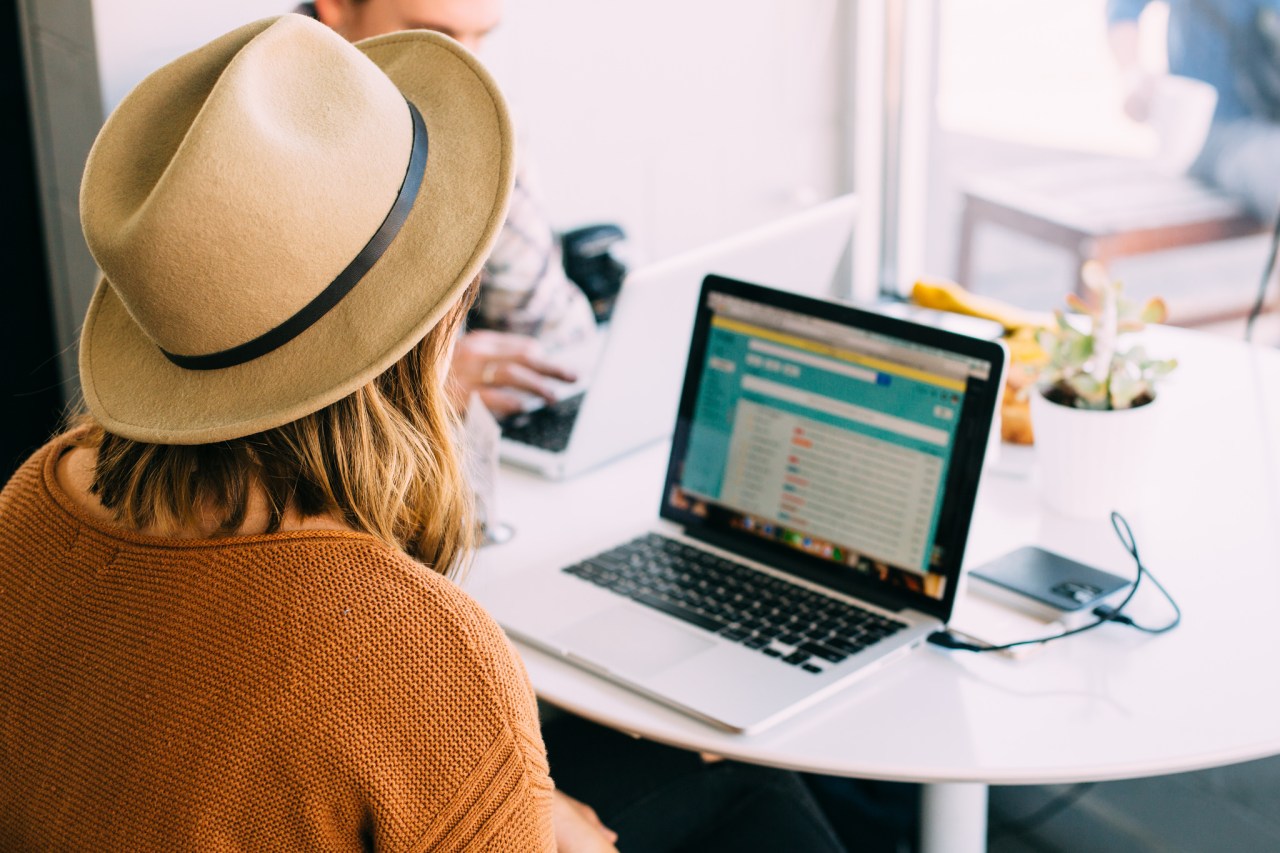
[801,774,920,853]
[543,714,847,853]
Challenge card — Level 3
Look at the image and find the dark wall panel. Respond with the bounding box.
[1,0,65,480]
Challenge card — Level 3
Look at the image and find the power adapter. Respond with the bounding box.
[966,545,1132,630]
[931,513,1180,655]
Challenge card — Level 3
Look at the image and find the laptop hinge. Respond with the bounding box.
[682,525,909,614]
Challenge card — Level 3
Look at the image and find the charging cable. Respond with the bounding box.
[1244,204,1280,343]
[928,511,1181,654]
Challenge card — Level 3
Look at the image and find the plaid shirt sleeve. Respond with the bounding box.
[472,161,598,350]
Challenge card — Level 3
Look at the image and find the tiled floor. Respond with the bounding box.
[987,755,1280,852]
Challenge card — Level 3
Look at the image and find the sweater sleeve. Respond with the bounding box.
[406,584,556,853]
[300,545,555,853]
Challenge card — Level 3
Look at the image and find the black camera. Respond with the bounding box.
[560,223,628,323]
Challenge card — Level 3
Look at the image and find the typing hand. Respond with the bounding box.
[449,330,578,418]
[552,790,619,853]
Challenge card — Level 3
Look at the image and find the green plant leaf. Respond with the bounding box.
[1109,373,1147,409]
[1065,292,1096,316]
[1068,335,1093,365]
[1067,373,1107,408]
[1039,278,1176,405]
[1123,344,1149,363]
[1139,297,1169,324]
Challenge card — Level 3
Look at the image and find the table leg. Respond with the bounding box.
[920,782,988,853]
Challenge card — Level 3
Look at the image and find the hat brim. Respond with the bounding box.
[79,29,514,444]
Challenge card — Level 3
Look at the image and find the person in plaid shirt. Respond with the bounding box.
[302,0,599,418]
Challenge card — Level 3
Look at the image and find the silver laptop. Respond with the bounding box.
[483,276,1006,732]
[498,195,856,480]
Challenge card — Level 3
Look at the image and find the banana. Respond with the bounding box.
[910,278,1051,333]
[1007,327,1048,366]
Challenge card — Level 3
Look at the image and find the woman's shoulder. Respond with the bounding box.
[276,537,554,850]
[261,534,547,763]
[253,532,480,615]
[251,534,517,678]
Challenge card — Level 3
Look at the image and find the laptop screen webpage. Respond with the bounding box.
[661,277,1003,620]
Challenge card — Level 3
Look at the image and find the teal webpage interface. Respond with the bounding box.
[681,314,966,581]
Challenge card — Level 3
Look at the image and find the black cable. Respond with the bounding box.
[1093,512,1181,635]
[927,612,1107,653]
[1244,203,1280,343]
[990,782,1097,840]
[928,511,1180,653]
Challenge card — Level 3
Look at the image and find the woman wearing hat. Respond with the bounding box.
[0,12,851,852]
[0,14,621,850]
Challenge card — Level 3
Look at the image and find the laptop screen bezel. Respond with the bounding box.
[658,275,1006,623]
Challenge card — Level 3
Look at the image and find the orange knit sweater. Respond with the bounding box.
[0,438,555,851]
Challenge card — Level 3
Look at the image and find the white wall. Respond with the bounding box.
[90,0,848,266]
[936,0,1167,157]
[483,0,846,263]
[91,0,283,110]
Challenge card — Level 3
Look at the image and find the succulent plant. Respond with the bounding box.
[1036,261,1177,410]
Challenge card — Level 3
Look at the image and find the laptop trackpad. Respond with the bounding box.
[553,605,715,679]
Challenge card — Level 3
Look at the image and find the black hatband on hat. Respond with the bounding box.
[160,99,428,371]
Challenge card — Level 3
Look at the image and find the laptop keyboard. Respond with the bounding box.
[501,393,585,453]
[563,533,908,674]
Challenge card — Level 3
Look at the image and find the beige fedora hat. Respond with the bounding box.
[78,14,514,444]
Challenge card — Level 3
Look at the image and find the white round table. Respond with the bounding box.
[466,327,1280,852]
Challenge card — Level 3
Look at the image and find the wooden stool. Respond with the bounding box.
[956,159,1265,317]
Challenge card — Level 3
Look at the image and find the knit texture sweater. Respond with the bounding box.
[0,438,555,851]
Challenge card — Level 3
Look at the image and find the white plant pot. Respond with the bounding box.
[1030,391,1160,519]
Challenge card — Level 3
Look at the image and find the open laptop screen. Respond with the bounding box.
[661,276,1004,621]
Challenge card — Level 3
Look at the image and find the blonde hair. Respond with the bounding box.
[75,280,479,578]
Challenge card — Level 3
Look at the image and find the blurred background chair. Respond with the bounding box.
[955,157,1265,323]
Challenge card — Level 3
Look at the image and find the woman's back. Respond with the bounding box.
[0,439,554,851]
